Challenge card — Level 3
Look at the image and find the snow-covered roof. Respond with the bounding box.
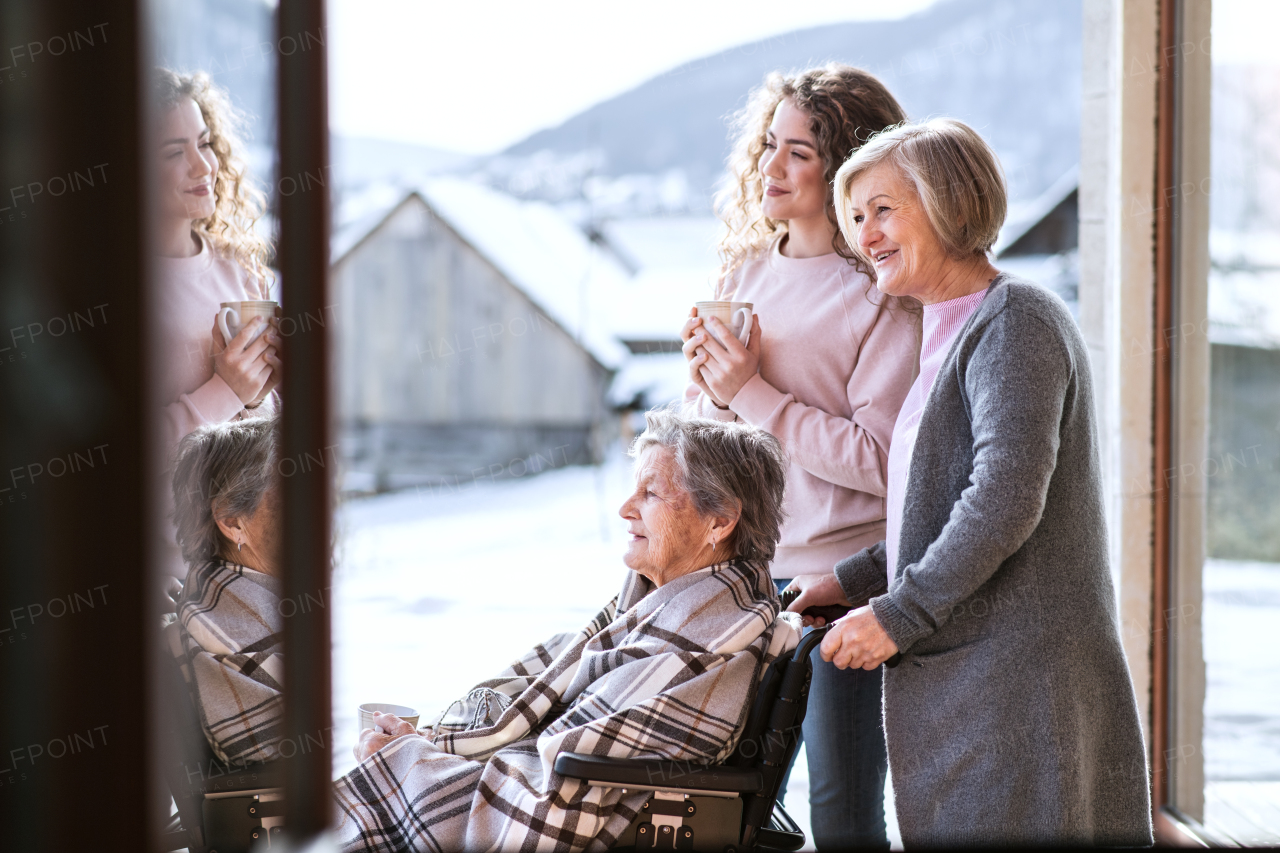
[1209,272,1280,350]
[599,217,723,272]
[995,165,1079,257]
[331,183,406,262]
[591,217,724,341]
[608,352,690,409]
[333,178,632,369]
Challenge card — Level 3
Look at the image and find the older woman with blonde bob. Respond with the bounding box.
[789,119,1153,846]
[335,411,798,852]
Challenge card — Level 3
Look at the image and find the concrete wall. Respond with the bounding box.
[1080,0,1213,822]
[1080,0,1159,749]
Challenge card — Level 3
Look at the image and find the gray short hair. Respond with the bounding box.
[629,409,787,563]
[834,117,1008,260]
[171,416,278,567]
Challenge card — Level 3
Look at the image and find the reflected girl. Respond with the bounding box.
[151,68,281,578]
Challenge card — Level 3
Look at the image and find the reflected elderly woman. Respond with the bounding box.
[788,119,1154,846]
[164,416,285,766]
[334,410,795,853]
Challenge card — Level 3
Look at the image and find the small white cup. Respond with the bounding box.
[357,702,420,739]
[694,301,754,348]
[216,300,277,345]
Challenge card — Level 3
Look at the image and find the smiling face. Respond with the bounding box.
[156,98,218,223]
[758,98,829,225]
[618,446,717,587]
[845,160,953,301]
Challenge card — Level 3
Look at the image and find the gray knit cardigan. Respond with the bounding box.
[835,274,1154,847]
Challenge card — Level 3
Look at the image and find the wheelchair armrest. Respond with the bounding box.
[554,753,763,794]
[186,757,286,797]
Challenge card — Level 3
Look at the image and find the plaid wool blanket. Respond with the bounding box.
[333,559,797,852]
[164,558,285,766]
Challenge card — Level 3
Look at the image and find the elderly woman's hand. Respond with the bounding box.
[820,605,899,670]
[353,711,423,763]
[783,572,852,627]
[688,314,762,405]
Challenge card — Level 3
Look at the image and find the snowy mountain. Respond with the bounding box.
[330,135,476,193]
[483,0,1082,215]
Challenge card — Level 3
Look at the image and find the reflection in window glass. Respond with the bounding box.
[1202,1,1280,844]
[147,0,285,844]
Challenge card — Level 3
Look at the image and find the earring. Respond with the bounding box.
[238,539,243,554]
[711,540,716,553]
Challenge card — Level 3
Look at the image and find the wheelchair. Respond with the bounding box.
[160,625,830,853]
[159,635,286,852]
[557,624,832,852]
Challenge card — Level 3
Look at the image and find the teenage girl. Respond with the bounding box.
[682,64,919,850]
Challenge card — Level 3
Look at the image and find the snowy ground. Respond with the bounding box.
[331,453,631,777]
[1203,558,1280,782]
[332,451,1277,847]
[1201,559,1280,844]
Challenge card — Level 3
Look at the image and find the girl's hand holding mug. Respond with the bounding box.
[211,316,281,405]
[682,304,762,408]
[690,313,762,404]
[681,308,729,408]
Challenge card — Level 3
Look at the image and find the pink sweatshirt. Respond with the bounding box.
[154,237,276,577]
[155,237,275,456]
[685,241,920,579]
[885,287,988,583]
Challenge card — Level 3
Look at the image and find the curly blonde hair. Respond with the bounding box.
[153,68,273,286]
[715,64,907,289]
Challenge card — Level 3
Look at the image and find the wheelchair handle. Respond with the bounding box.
[791,624,828,662]
[790,623,903,668]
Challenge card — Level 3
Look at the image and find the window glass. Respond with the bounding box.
[146,0,284,838]
[1201,0,1280,844]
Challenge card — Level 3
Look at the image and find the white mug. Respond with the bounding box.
[217,300,277,345]
[695,301,754,348]
[358,702,420,738]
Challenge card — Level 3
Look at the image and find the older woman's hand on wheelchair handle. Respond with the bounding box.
[820,604,899,671]
[354,711,422,763]
[783,572,852,627]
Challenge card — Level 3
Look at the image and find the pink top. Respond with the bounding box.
[685,240,919,578]
[154,237,276,577]
[154,237,275,456]
[885,287,989,582]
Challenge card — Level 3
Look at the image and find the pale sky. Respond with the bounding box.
[1213,0,1280,66]
[327,0,1279,155]
[326,0,937,154]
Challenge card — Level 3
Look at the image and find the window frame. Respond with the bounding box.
[1153,0,1213,840]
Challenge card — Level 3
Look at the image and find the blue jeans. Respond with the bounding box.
[775,578,889,851]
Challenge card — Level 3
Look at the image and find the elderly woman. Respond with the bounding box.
[334,410,797,853]
[164,415,285,766]
[787,119,1153,847]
